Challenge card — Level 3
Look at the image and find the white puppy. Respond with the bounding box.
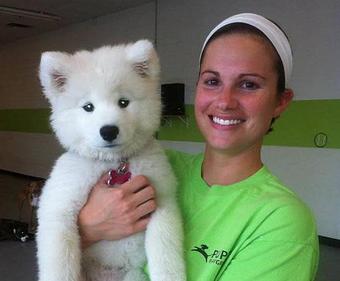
[37,40,186,281]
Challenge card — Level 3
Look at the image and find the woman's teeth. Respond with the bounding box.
[212,116,242,126]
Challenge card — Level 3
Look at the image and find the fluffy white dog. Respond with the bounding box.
[37,40,186,281]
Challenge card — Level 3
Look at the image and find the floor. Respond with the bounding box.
[316,243,340,281]
[0,240,340,281]
[0,241,37,281]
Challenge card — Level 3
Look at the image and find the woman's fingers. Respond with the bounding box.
[134,198,157,220]
[133,185,156,206]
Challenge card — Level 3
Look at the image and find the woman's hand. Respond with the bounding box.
[78,173,157,248]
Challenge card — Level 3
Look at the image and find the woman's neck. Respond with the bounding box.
[202,144,263,186]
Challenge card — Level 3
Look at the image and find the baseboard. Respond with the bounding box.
[319,236,340,248]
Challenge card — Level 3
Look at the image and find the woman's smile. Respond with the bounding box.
[210,115,244,127]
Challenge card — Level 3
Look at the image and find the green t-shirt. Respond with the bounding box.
[166,150,319,281]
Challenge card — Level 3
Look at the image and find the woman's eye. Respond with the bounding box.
[82,103,94,112]
[240,81,259,90]
[204,79,220,86]
[118,98,130,108]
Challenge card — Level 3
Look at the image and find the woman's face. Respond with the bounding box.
[195,34,292,155]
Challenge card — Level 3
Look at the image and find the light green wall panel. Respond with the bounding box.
[158,100,340,149]
[0,99,339,148]
[0,109,51,134]
[264,100,340,148]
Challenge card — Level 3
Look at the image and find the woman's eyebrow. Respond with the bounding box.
[200,70,219,76]
[238,73,266,80]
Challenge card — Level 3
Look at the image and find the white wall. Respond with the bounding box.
[0,2,156,176]
[0,132,63,178]
[0,1,156,109]
[0,0,339,239]
[157,0,340,239]
[157,0,340,102]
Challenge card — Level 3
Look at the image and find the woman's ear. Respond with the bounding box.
[274,89,294,118]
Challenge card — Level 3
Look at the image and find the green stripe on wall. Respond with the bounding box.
[157,99,340,149]
[159,105,204,142]
[0,109,52,134]
[264,100,340,148]
[0,99,339,148]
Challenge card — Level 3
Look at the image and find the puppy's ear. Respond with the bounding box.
[126,40,160,78]
[39,51,71,100]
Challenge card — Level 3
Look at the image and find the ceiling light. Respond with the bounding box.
[0,6,61,22]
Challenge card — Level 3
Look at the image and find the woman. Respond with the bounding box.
[79,13,319,280]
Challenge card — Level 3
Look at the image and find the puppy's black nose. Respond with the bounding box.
[100,125,119,142]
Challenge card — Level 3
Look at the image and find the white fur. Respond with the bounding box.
[37,40,186,281]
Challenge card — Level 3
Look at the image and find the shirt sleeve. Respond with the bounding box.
[217,201,319,281]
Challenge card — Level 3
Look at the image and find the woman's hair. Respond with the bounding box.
[200,22,286,95]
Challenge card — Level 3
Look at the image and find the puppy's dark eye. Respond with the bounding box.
[82,103,94,112]
[118,98,130,108]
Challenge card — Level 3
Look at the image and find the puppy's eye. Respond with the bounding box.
[82,103,95,112]
[118,98,130,108]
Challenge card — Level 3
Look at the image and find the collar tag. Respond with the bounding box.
[107,159,131,186]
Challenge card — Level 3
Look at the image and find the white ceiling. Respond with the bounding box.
[0,0,153,44]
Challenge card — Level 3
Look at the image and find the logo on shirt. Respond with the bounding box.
[191,244,229,266]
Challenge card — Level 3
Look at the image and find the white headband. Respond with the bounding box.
[200,13,293,87]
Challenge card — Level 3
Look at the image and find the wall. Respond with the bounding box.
[156,0,340,240]
[0,1,156,177]
[0,0,339,240]
[157,0,340,101]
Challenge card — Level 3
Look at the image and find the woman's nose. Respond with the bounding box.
[217,87,238,109]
